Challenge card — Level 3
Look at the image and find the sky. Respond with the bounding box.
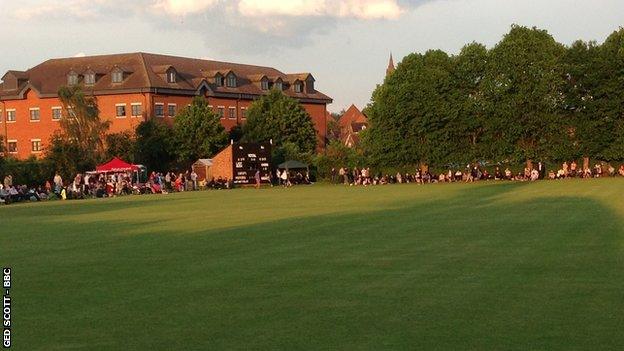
[1,0,623,112]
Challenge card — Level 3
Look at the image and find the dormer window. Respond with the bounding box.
[274,79,283,90]
[84,72,95,85]
[167,69,176,83]
[67,72,78,85]
[294,81,303,93]
[226,73,236,88]
[112,70,123,83]
[214,74,223,87]
[261,79,269,90]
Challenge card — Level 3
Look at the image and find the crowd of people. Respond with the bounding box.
[2,160,624,205]
[331,161,624,186]
[0,169,235,205]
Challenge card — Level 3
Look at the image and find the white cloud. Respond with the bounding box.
[238,0,403,19]
[151,0,221,16]
[12,0,100,20]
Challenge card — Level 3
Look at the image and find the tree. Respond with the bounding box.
[173,96,228,165]
[594,28,624,160]
[326,116,341,143]
[57,85,111,168]
[451,42,490,163]
[483,25,566,163]
[105,131,136,162]
[134,119,176,171]
[364,49,457,166]
[45,133,88,180]
[243,89,317,154]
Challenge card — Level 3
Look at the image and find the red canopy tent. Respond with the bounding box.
[96,157,139,173]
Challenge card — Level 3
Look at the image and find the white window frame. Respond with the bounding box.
[217,106,225,119]
[228,106,236,119]
[30,138,42,153]
[240,107,247,119]
[6,109,16,123]
[7,139,18,154]
[51,106,62,121]
[154,103,165,118]
[112,71,123,83]
[115,103,127,118]
[29,107,40,122]
[130,102,142,117]
[167,103,177,117]
[167,71,176,83]
[84,73,95,85]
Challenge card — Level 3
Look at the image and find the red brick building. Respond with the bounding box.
[339,104,368,148]
[0,52,332,159]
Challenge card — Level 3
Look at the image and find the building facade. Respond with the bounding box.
[0,52,332,159]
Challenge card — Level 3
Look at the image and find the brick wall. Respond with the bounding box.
[209,144,233,181]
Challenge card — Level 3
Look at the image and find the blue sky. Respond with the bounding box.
[1,0,623,112]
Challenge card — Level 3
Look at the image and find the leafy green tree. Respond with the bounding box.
[173,96,228,164]
[105,131,136,162]
[243,89,317,154]
[45,133,89,179]
[482,25,566,163]
[451,42,490,163]
[594,28,624,160]
[57,85,111,166]
[364,49,457,166]
[134,119,176,171]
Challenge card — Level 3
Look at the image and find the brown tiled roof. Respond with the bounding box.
[0,52,332,103]
[339,104,368,130]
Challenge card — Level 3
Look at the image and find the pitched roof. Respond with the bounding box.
[339,104,368,129]
[0,52,332,103]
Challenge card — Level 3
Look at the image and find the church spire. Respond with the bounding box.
[386,52,395,76]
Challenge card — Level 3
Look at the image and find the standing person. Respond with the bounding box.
[164,172,171,191]
[191,170,198,191]
[331,167,337,184]
[255,169,261,189]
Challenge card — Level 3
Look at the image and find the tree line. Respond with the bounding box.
[363,25,624,168]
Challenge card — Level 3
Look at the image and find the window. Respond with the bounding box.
[275,81,283,90]
[84,73,95,85]
[116,104,126,118]
[31,139,42,153]
[29,108,40,121]
[217,107,224,119]
[261,79,269,90]
[131,103,142,117]
[67,107,76,119]
[6,110,16,122]
[228,107,236,119]
[8,141,17,153]
[68,73,78,85]
[241,107,247,119]
[155,103,164,117]
[294,82,303,93]
[0,109,2,123]
[168,104,176,117]
[112,71,123,83]
[52,107,62,120]
[214,75,223,87]
[167,71,176,83]
[226,74,236,88]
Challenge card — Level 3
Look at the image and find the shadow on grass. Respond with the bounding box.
[6,182,624,351]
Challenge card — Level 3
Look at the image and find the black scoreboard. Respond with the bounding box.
[232,142,272,185]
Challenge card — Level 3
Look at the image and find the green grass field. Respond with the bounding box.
[2,179,624,350]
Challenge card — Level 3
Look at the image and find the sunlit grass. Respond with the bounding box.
[2,179,623,350]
